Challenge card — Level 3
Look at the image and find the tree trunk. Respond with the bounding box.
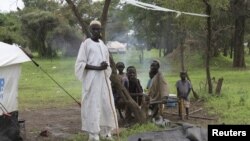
[180,31,186,71]
[203,0,213,94]
[223,45,228,57]
[233,16,246,67]
[213,45,220,57]
[215,78,224,95]
[100,0,111,42]
[109,57,147,123]
[230,31,234,58]
[159,48,162,57]
[231,0,247,67]
[65,0,147,123]
[180,47,184,71]
[65,0,91,37]
[248,43,250,55]
[141,48,144,63]
[223,47,227,57]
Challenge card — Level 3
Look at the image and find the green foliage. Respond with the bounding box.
[23,0,60,11]
[161,0,206,30]
[21,9,60,57]
[21,10,58,30]
[106,2,130,42]
[121,0,234,57]
[210,0,229,10]
[46,24,82,56]
[77,0,103,19]
[58,0,103,27]
[124,1,167,50]
[0,0,84,58]
[0,13,26,44]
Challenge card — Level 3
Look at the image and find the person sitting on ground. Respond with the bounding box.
[111,62,128,119]
[116,62,129,89]
[147,60,169,118]
[176,71,192,120]
[124,66,144,120]
[126,66,143,106]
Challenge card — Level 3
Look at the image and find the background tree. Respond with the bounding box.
[23,0,59,11]
[106,2,130,43]
[20,0,86,57]
[203,0,213,94]
[210,3,232,57]
[230,0,249,68]
[0,13,25,45]
[46,24,83,57]
[20,9,59,57]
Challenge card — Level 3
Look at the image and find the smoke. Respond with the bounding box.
[105,6,174,88]
[47,29,82,57]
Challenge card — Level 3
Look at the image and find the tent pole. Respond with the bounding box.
[22,53,81,107]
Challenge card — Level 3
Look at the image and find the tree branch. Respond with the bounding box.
[100,0,111,43]
[65,0,91,37]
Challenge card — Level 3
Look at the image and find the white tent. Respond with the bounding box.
[0,42,31,116]
[107,41,127,53]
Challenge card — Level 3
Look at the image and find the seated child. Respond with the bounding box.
[126,66,143,106]
[116,62,129,89]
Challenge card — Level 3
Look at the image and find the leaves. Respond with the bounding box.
[0,13,25,44]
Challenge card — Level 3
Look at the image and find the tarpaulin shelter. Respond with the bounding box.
[107,41,127,53]
[128,123,208,141]
[0,41,31,141]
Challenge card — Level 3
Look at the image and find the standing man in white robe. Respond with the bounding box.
[75,20,118,141]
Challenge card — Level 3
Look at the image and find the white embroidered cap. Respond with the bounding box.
[89,20,101,26]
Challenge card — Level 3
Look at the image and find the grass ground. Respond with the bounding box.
[18,48,250,140]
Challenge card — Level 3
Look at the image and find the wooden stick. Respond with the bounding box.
[189,108,203,115]
[164,112,216,120]
[164,108,202,116]
[188,115,217,120]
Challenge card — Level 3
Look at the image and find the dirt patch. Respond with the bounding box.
[163,99,218,127]
[19,100,218,140]
[19,106,82,141]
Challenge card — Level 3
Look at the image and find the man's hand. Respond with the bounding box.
[100,61,108,70]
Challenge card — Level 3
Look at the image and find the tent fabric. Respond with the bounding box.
[107,41,127,53]
[128,123,208,141]
[0,64,21,115]
[0,42,31,67]
[0,41,31,115]
[0,42,30,141]
[107,41,127,49]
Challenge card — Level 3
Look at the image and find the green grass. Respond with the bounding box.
[19,57,82,110]
[118,122,162,141]
[18,48,250,140]
[69,122,162,141]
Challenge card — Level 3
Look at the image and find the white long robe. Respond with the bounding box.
[75,38,118,134]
